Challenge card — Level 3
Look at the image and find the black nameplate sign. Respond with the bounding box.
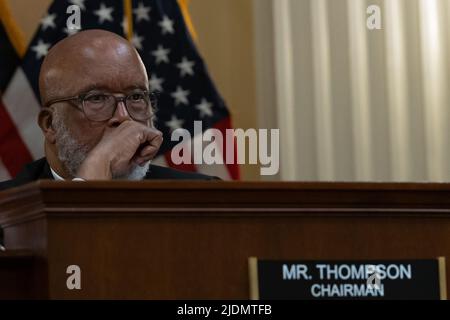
[249,257,446,300]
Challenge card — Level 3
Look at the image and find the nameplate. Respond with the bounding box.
[248,257,447,300]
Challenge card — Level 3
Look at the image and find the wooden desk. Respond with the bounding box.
[0,181,449,299]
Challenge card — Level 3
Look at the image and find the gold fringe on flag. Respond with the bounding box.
[178,0,198,41]
[0,0,26,57]
[123,0,133,41]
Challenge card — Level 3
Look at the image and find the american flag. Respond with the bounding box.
[0,0,240,181]
[0,17,25,181]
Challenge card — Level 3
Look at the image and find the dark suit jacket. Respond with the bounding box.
[0,157,218,191]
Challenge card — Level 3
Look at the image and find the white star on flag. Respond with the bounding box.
[32,40,51,59]
[176,57,195,77]
[151,45,170,64]
[69,0,86,10]
[41,13,57,31]
[149,74,165,92]
[165,115,185,132]
[171,86,190,106]
[196,98,213,118]
[132,33,144,50]
[94,3,114,24]
[158,15,175,35]
[133,2,151,22]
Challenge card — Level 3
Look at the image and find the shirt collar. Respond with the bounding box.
[50,167,65,181]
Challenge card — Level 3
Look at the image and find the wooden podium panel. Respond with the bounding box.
[0,181,449,299]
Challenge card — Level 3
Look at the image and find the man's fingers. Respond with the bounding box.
[140,144,160,157]
[133,134,163,165]
[133,156,149,166]
[133,150,157,165]
[137,130,163,158]
[151,131,164,145]
[142,127,163,143]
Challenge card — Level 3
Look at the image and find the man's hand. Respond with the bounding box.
[76,121,163,180]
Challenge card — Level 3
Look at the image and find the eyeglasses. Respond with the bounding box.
[45,90,156,122]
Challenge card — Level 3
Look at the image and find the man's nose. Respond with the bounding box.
[108,100,132,127]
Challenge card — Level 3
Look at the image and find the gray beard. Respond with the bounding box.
[53,113,150,180]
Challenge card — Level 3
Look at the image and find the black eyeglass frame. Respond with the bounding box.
[44,90,156,122]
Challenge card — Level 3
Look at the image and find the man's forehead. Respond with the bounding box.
[52,67,149,98]
[76,84,149,94]
[71,58,148,86]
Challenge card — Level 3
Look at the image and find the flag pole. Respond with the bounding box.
[123,0,133,41]
[0,0,26,57]
[178,0,198,41]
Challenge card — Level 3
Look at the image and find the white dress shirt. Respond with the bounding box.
[50,168,85,181]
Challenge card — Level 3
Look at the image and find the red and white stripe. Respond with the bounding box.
[0,67,44,179]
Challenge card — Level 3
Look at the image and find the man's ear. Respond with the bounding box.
[38,108,57,144]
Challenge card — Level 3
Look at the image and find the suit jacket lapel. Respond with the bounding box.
[39,160,54,180]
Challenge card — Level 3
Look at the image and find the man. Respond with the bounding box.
[0,29,215,191]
